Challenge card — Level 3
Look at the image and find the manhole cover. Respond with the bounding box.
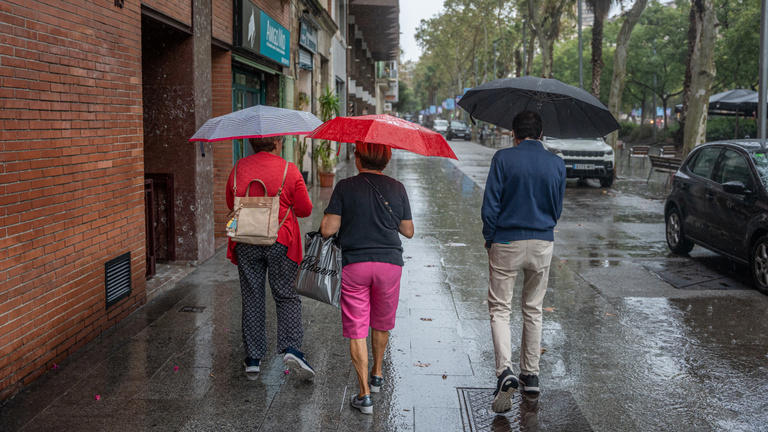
[179,306,206,313]
[457,387,592,432]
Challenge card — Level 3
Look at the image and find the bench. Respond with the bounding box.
[647,155,683,186]
[660,145,679,158]
[628,145,650,167]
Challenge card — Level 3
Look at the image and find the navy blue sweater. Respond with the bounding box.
[481,140,566,243]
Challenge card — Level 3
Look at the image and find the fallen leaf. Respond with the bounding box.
[209,372,215,378]
[606,312,616,317]
[414,362,431,368]
[52,364,59,370]
[94,394,101,401]
[284,369,290,375]
[420,318,433,321]
[540,348,547,354]
[403,409,411,412]
[442,374,447,380]
[543,307,556,312]
[173,365,179,372]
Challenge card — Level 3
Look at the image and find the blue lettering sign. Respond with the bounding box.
[260,10,290,67]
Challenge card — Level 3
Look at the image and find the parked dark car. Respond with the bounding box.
[664,140,768,293]
[447,121,470,140]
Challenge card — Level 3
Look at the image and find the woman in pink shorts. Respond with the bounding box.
[321,141,414,415]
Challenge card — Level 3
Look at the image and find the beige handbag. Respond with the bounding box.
[226,161,291,245]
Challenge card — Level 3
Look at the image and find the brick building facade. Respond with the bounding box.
[0,0,146,400]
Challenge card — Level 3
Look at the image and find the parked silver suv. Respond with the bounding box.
[543,136,615,187]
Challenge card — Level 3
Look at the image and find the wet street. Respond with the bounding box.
[2,140,768,431]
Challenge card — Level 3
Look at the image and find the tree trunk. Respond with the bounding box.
[525,36,536,76]
[607,0,648,150]
[591,14,605,98]
[682,0,717,156]
[541,36,555,77]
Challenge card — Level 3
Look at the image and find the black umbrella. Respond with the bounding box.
[458,76,620,138]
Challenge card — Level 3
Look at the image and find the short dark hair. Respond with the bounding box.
[355,141,392,171]
[512,111,543,140]
[249,137,281,153]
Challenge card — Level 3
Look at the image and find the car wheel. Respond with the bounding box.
[666,206,694,255]
[751,236,768,294]
[599,176,614,188]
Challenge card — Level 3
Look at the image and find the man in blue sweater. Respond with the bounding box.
[482,111,566,413]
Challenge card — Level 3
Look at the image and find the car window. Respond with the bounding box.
[751,151,768,187]
[715,149,753,187]
[450,122,465,128]
[687,147,721,179]
[434,120,448,126]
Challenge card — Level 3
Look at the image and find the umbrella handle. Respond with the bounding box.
[200,141,205,157]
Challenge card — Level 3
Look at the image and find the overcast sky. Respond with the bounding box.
[400,0,445,63]
[399,2,627,64]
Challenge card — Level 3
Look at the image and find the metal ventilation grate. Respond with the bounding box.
[105,252,131,307]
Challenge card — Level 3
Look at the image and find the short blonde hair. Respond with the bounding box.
[355,141,392,171]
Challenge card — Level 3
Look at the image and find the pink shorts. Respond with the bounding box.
[341,262,403,339]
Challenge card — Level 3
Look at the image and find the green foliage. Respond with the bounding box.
[714,0,760,91]
[707,116,757,141]
[316,87,340,172]
[628,124,655,142]
[393,80,420,114]
[617,121,638,139]
[624,2,688,116]
[413,0,520,109]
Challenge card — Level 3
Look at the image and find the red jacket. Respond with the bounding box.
[226,152,312,264]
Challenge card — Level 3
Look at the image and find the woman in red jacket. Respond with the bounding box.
[226,136,314,379]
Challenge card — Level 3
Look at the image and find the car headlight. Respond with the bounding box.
[605,148,614,156]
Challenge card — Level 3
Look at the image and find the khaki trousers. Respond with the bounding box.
[488,240,553,376]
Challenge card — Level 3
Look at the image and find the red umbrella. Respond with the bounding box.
[307,114,458,160]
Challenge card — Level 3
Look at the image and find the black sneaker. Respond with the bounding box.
[492,368,518,413]
[519,373,540,394]
[350,394,373,415]
[283,347,315,380]
[243,357,260,374]
[369,374,384,393]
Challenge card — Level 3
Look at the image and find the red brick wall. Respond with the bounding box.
[253,0,290,29]
[142,0,192,27]
[0,0,146,400]
[212,0,233,45]
[211,47,232,239]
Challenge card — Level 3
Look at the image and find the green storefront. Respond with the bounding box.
[233,0,294,163]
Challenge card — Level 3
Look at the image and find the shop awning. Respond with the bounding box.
[349,0,399,61]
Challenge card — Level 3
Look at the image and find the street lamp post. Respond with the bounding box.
[578,0,583,89]
[760,0,768,146]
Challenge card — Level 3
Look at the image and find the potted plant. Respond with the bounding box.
[297,137,309,183]
[315,87,340,187]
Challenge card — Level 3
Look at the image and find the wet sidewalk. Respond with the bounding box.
[2,143,768,431]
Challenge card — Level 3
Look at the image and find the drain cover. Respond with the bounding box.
[179,306,206,313]
[644,261,750,290]
[457,388,592,432]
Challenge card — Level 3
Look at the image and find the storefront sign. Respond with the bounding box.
[237,0,290,67]
[299,22,317,53]
[298,48,313,70]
